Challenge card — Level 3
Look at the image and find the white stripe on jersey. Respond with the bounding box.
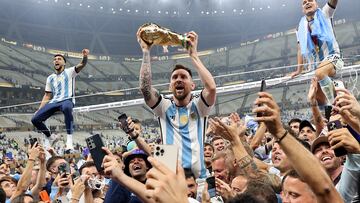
[153,93,212,178]
[46,66,78,104]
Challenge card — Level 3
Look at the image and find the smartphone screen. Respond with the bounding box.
[206,176,216,198]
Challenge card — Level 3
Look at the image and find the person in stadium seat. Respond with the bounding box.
[137,30,216,179]
[31,49,89,150]
[290,0,344,113]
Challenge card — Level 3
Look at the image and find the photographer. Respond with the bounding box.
[77,161,107,202]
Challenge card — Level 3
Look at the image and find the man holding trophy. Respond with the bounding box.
[137,23,217,179]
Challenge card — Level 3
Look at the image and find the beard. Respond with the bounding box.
[173,89,189,101]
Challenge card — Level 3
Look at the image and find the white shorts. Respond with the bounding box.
[323,54,344,72]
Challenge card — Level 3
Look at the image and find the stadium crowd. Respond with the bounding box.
[1,85,360,203]
[2,0,360,202]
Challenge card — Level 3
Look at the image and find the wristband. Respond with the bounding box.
[277,130,288,144]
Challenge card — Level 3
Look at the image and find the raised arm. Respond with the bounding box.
[187,31,216,106]
[253,92,343,203]
[102,147,155,203]
[75,49,89,73]
[11,144,41,200]
[250,122,267,150]
[137,30,161,108]
[308,78,324,136]
[209,115,259,175]
[126,117,152,155]
[31,146,47,196]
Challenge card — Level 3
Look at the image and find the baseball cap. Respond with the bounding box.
[299,120,316,132]
[123,149,151,176]
[311,136,329,153]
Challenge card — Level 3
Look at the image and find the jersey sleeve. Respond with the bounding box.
[45,76,52,92]
[151,95,172,118]
[67,66,78,78]
[194,91,213,117]
[322,3,335,18]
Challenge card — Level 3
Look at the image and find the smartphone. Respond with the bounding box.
[153,145,178,173]
[257,79,266,117]
[58,162,70,176]
[118,113,134,134]
[86,134,106,172]
[29,138,38,148]
[206,176,216,198]
[327,120,347,157]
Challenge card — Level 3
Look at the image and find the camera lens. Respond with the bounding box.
[160,149,164,154]
[155,152,160,156]
[156,146,160,151]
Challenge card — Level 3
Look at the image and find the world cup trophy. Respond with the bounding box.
[138,23,191,51]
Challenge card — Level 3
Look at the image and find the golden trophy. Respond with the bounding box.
[138,23,191,50]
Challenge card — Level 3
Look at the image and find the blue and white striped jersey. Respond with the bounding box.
[152,92,213,178]
[45,66,78,104]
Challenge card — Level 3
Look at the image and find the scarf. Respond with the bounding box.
[298,8,334,59]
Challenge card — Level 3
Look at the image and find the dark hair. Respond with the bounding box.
[132,119,141,124]
[54,54,66,63]
[46,156,65,172]
[228,180,278,203]
[288,118,301,126]
[79,161,96,175]
[204,143,214,152]
[171,64,192,78]
[0,188,5,203]
[184,168,196,180]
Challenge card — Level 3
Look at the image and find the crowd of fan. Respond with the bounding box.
[0,87,360,203]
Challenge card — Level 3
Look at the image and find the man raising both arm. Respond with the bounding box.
[31,49,89,150]
[137,30,216,178]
